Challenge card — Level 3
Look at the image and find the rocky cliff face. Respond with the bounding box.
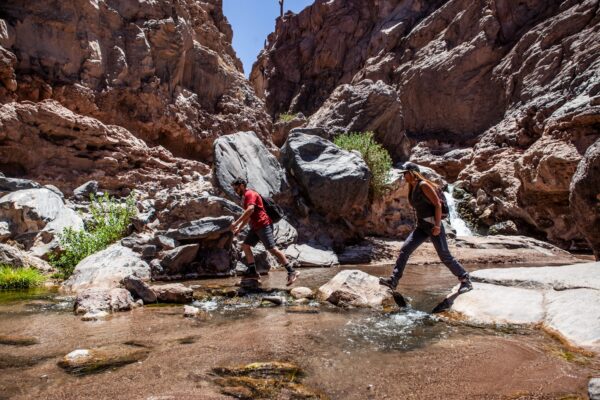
[0,0,270,162]
[251,0,600,251]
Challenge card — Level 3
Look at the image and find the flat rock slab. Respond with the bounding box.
[446,263,600,352]
[0,334,39,346]
[165,216,233,242]
[63,243,150,292]
[544,289,600,351]
[58,345,149,375]
[472,261,600,290]
[285,244,339,267]
[450,283,545,325]
[317,270,396,309]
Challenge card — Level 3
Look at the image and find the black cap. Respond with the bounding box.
[395,162,420,173]
[231,177,247,187]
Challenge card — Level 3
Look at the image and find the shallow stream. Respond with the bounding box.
[0,263,597,399]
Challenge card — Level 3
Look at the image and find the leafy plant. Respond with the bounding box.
[334,131,393,199]
[49,193,137,279]
[277,112,298,123]
[0,266,45,289]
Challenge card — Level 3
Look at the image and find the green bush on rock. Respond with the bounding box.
[277,113,298,123]
[334,131,392,199]
[49,193,137,279]
[0,266,45,289]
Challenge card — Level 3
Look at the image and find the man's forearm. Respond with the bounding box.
[233,206,254,228]
[435,206,442,227]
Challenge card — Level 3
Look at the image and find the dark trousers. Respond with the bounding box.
[391,224,468,282]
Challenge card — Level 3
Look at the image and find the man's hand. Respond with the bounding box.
[230,223,239,235]
[431,225,441,236]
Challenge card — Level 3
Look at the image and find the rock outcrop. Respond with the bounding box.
[0,101,208,193]
[0,187,84,257]
[0,0,270,160]
[570,139,600,259]
[252,0,600,250]
[317,270,398,309]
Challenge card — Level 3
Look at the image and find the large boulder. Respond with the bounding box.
[122,275,157,304]
[0,243,53,273]
[214,131,287,200]
[306,80,409,159]
[151,283,193,303]
[0,176,41,195]
[317,270,396,308]
[0,188,84,257]
[160,244,200,275]
[281,130,371,218]
[63,243,150,292]
[570,139,600,259]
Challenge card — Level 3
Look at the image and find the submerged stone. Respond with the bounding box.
[0,334,39,346]
[58,345,149,375]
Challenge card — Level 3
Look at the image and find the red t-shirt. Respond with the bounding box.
[243,189,272,231]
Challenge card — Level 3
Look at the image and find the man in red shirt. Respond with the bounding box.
[230,178,300,285]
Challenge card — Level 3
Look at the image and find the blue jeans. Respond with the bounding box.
[391,224,468,283]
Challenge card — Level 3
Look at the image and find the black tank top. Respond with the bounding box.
[409,181,436,221]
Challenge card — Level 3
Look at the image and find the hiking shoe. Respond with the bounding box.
[458,278,473,294]
[378,277,397,291]
[286,271,300,286]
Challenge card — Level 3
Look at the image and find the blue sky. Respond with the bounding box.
[223,0,315,76]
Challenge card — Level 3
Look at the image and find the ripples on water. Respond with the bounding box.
[344,308,450,351]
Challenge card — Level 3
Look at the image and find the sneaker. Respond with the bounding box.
[286,271,300,286]
[378,277,397,290]
[458,278,473,294]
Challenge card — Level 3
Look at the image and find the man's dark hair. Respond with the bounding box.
[231,177,247,187]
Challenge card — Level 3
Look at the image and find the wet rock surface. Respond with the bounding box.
[317,270,397,309]
[445,262,600,352]
[58,345,150,375]
[151,283,193,304]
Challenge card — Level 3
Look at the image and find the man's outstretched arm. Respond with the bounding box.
[231,205,255,234]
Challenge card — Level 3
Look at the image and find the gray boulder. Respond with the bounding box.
[63,243,150,293]
[570,138,600,259]
[281,130,371,218]
[0,188,84,257]
[73,180,99,200]
[0,243,53,273]
[273,219,298,247]
[214,131,287,200]
[0,176,41,194]
[122,275,156,304]
[285,244,339,267]
[488,220,518,236]
[165,216,234,242]
[160,244,199,275]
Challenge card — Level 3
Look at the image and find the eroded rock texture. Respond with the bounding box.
[0,100,207,193]
[0,0,270,161]
[252,0,600,249]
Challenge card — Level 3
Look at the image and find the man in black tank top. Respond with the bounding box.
[379,163,473,294]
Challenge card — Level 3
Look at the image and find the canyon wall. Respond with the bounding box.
[251,0,600,250]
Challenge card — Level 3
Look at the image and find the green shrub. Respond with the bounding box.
[334,131,393,199]
[278,113,298,123]
[49,193,137,279]
[0,266,46,289]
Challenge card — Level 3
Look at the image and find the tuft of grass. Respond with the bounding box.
[0,266,46,290]
[277,113,298,123]
[49,193,137,280]
[334,131,393,199]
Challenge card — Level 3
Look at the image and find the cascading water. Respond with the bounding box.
[444,185,474,236]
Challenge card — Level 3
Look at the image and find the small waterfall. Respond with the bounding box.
[444,185,473,236]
